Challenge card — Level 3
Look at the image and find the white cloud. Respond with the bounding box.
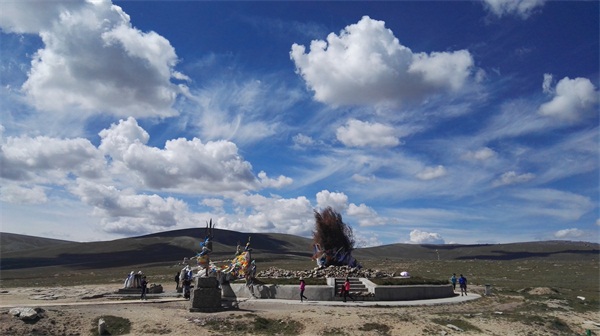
[258,171,293,189]
[409,229,445,244]
[542,73,553,94]
[494,171,535,186]
[554,228,584,239]
[70,179,189,234]
[0,184,48,204]
[483,0,546,19]
[229,193,315,236]
[2,0,184,117]
[316,190,348,213]
[416,165,447,181]
[463,147,496,161]
[513,188,594,221]
[539,76,599,122]
[98,118,261,193]
[1,134,105,182]
[347,203,387,227]
[290,16,474,107]
[336,119,400,148]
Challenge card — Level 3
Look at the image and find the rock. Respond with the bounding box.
[9,307,41,321]
[446,324,464,332]
[98,318,107,335]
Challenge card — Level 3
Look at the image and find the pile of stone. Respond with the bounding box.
[256,266,396,279]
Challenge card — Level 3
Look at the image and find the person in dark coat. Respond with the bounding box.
[140,276,148,300]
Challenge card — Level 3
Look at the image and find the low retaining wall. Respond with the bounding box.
[222,278,454,301]
[361,279,454,300]
[223,283,335,301]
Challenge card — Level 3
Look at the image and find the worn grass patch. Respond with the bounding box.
[358,322,391,335]
[321,327,350,336]
[203,315,304,335]
[90,315,131,336]
[431,317,482,333]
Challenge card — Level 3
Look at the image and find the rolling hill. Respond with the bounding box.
[1,230,598,272]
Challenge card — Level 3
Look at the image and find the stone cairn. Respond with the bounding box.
[257,265,396,279]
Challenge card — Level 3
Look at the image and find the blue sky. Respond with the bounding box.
[0,0,598,245]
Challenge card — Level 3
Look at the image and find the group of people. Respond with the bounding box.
[299,277,355,303]
[450,273,468,296]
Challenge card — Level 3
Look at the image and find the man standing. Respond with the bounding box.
[459,274,467,296]
[140,276,148,300]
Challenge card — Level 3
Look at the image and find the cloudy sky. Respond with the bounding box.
[1,0,598,246]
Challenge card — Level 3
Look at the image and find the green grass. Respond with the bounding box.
[431,317,482,333]
[90,315,131,336]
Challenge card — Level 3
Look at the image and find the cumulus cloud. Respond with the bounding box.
[483,0,546,19]
[258,171,293,189]
[70,179,188,234]
[336,119,400,148]
[290,16,474,107]
[230,193,315,236]
[0,135,105,182]
[539,75,599,122]
[554,228,584,239]
[347,203,386,227]
[409,229,445,244]
[1,0,185,117]
[494,171,535,186]
[416,165,447,181]
[316,190,348,213]
[99,118,262,193]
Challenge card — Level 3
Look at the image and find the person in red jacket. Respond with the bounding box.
[343,278,354,302]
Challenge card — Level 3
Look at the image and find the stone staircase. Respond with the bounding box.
[333,278,374,301]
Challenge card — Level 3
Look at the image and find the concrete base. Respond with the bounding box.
[190,277,222,312]
[222,278,454,301]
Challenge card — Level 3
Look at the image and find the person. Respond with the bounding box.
[175,272,180,291]
[343,278,354,302]
[182,276,191,300]
[299,277,308,302]
[459,274,468,296]
[246,260,257,286]
[140,276,148,300]
[450,273,457,291]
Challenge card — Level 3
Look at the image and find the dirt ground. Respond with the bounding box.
[1,284,599,336]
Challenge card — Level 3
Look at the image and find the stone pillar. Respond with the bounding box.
[189,277,222,312]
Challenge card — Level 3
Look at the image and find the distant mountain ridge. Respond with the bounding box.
[1,230,598,271]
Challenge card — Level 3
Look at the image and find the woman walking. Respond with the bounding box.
[299,277,308,302]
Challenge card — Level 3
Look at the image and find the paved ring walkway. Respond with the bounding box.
[0,293,480,309]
